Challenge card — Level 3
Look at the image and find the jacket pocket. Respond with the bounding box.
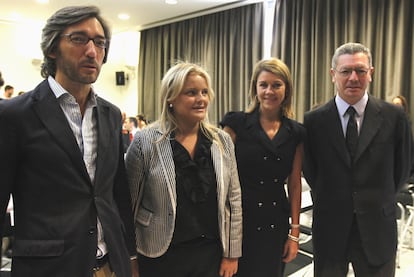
[136,207,153,227]
[13,239,64,257]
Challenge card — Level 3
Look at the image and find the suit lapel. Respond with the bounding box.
[211,140,223,207]
[155,131,177,209]
[271,118,296,150]
[324,100,352,166]
[32,81,90,182]
[94,100,111,186]
[354,97,382,162]
[245,109,282,156]
[245,111,266,149]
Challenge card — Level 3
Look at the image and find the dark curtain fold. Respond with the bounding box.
[271,0,414,123]
[138,3,263,124]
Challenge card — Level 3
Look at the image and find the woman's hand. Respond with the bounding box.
[282,238,299,263]
[131,258,140,277]
[219,257,238,277]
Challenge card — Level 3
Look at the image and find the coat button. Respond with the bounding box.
[276,157,281,161]
[258,202,263,207]
[259,181,264,185]
[272,201,277,206]
[270,224,275,229]
[256,226,262,231]
[263,156,268,160]
[273,179,278,183]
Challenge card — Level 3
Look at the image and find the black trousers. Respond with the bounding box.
[138,238,222,277]
[314,216,396,277]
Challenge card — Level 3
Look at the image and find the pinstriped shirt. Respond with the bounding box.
[47,76,107,257]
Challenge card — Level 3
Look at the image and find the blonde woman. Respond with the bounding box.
[126,62,242,277]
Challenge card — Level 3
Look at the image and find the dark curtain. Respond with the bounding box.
[138,3,263,124]
[271,0,414,123]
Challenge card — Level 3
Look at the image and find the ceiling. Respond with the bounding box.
[0,0,250,33]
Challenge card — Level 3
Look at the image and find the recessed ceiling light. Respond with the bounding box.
[118,13,130,20]
[166,0,178,4]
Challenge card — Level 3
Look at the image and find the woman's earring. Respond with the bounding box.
[169,103,173,108]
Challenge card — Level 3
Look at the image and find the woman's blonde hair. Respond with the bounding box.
[246,58,294,118]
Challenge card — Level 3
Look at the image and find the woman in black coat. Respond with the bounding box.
[221,58,304,277]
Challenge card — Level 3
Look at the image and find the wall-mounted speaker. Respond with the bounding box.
[116,71,125,86]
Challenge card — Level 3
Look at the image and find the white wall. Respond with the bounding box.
[0,21,140,117]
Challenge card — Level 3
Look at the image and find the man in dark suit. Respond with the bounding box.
[303,42,412,277]
[0,6,138,277]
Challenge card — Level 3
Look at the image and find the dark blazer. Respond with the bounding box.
[303,96,412,266]
[0,80,136,277]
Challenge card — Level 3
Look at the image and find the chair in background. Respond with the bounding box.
[396,183,414,268]
[284,177,314,277]
[1,196,13,274]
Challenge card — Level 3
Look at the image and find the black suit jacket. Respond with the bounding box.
[0,80,136,277]
[303,96,412,266]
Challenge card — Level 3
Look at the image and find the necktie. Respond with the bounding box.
[346,106,358,160]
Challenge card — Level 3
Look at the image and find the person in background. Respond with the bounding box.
[0,71,4,101]
[392,95,409,115]
[121,111,131,153]
[0,70,11,262]
[220,58,304,277]
[303,42,412,277]
[125,116,139,139]
[126,62,242,277]
[392,96,414,190]
[391,95,412,128]
[0,71,4,91]
[0,6,138,277]
[136,114,148,130]
[1,85,14,99]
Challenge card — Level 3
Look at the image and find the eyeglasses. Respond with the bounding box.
[61,33,109,49]
[334,68,370,78]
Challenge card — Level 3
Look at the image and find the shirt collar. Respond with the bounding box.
[335,91,368,117]
[47,76,97,107]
